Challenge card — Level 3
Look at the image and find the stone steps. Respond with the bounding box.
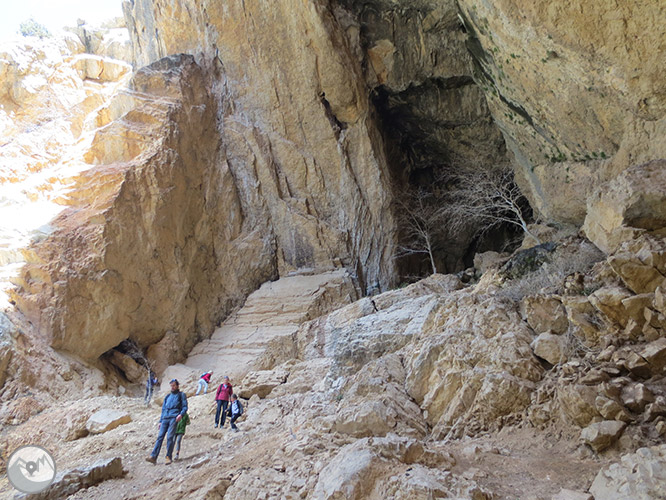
[162,269,359,390]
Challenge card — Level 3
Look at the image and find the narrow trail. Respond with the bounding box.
[162,269,358,387]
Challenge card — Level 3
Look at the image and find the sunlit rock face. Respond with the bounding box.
[10,1,399,362]
[11,54,279,361]
[0,37,132,307]
[64,17,134,64]
[123,0,398,288]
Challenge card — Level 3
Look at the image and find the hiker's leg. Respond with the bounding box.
[221,401,228,426]
[175,434,183,455]
[203,381,208,394]
[230,415,238,430]
[165,418,178,459]
[215,400,222,425]
[195,380,203,395]
[150,420,169,458]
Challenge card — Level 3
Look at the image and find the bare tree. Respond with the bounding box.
[395,186,448,275]
[445,167,540,245]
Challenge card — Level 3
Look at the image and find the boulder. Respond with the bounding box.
[595,397,631,423]
[640,338,666,375]
[654,286,666,314]
[312,441,381,499]
[621,383,655,413]
[645,397,666,422]
[562,296,602,344]
[608,235,666,294]
[558,384,601,427]
[580,421,626,452]
[531,332,568,365]
[500,242,556,280]
[612,348,652,378]
[239,369,289,399]
[21,457,125,500]
[109,351,146,384]
[590,445,666,500]
[85,409,131,434]
[583,160,666,254]
[522,295,569,335]
[589,286,633,327]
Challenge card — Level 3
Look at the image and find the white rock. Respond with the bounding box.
[85,409,131,435]
[590,445,666,499]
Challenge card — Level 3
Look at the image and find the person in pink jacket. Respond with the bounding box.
[196,371,213,395]
[214,376,233,428]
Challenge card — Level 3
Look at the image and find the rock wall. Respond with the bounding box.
[0,37,132,308]
[123,0,396,289]
[12,55,278,362]
[457,0,666,224]
[338,0,513,272]
[123,0,515,275]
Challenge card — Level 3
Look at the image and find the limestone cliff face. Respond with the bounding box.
[339,0,512,271]
[457,0,666,223]
[11,1,399,363]
[0,38,132,307]
[13,55,279,361]
[123,0,396,288]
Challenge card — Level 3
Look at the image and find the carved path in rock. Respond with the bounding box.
[162,269,359,389]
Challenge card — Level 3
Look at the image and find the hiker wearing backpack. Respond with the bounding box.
[214,376,233,428]
[227,394,244,432]
[174,411,190,460]
[146,379,188,465]
[195,370,213,395]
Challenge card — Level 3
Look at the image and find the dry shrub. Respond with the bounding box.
[498,237,605,301]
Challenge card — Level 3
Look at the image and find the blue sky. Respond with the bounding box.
[0,0,123,41]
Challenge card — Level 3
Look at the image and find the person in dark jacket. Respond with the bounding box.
[195,370,213,395]
[145,372,158,405]
[227,394,244,432]
[214,376,233,428]
[146,379,188,465]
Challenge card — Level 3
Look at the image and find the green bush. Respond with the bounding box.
[19,18,51,39]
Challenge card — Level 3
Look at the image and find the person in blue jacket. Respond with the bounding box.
[146,378,188,465]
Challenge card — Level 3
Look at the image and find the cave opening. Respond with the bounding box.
[371,79,526,281]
